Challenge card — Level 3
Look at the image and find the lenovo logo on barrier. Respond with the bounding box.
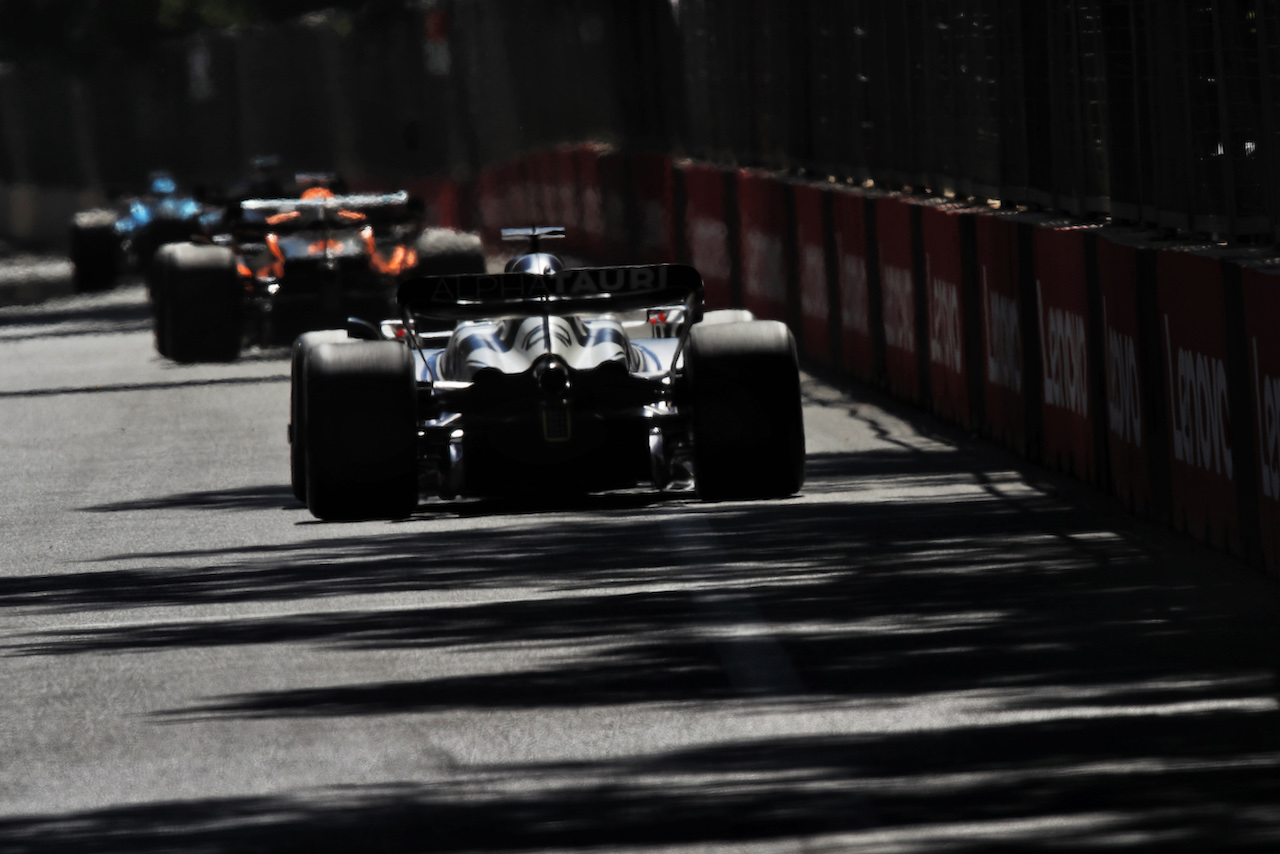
[605,193,625,236]
[558,185,579,231]
[743,231,784,302]
[688,218,730,283]
[1253,339,1280,500]
[1164,316,1232,480]
[982,270,1022,392]
[640,200,665,251]
[841,253,870,335]
[1037,282,1088,417]
[800,245,827,319]
[882,265,915,353]
[479,194,503,231]
[1103,300,1142,447]
[929,275,962,374]
[582,188,604,238]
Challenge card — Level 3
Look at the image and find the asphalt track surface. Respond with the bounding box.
[2,275,1280,853]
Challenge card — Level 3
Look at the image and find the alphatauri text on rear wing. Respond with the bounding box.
[397,264,704,320]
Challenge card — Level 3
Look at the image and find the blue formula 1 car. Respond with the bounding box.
[288,227,806,519]
[68,171,211,292]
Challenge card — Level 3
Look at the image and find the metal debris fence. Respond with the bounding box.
[3,0,1280,243]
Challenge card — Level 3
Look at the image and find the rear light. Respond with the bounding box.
[534,358,571,398]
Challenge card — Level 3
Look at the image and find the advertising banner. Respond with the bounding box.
[628,152,676,264]
[680,163,733,310]
[595,149,630,260]
[551,147,582,250]
[473,162,509,243]
[1096,233,1152,514]
[792,182,833,365]
[736,170,791,323]
[527,149,555,233]
[574,145,607,259]
[920,205,971,427]
[830,187,875,381]
[1241,266,1280,569]
[876,196,921,402]
[1157,250,1239,551]
[403,177,459,229]
[526,148,580,251]
[974,213,1026,453]
[1033,226,1097,481]
[507,154,538,230]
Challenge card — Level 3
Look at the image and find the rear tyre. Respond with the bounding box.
[135,217,199,274]
[305,341,418,520]
[686,320,805,501]
[148,243,182,358]
[290,330,351,503]
[69,210,119,292]
[163,243,242,363]
[413,228,486,276]
[700,308,756,325]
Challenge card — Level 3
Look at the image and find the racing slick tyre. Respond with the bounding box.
[413,227,487,276]
[134,217,199,274]
[290,330,352,503]
[162,243,242,363]
[148,243,183,358]
[686,320,805,501]
[304,340,418,520]
[69,210,119,292]
[699,309,756,326]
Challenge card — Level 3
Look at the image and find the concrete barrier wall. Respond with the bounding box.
[735,170,791,326]
[1243,266,1280,571]
[678,162,734,310]
[919,203,978,430]
[1096,231,1159,519]
[973,212,1031,456]
[471,149,1276,576]
[874,196,923,404]
[0,183,106,252]
[1032,225,1102,486]
[830,188,877,383]
[790,183,828,366]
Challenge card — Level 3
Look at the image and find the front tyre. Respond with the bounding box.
[686,320,805,501]
[304,340,418,520]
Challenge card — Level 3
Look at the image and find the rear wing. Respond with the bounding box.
[501,226,564,252]
[238,191,412,229]
[398,264,704,320]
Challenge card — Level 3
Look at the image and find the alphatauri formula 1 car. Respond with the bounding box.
[151,189,484,362]
[289,227,805,519]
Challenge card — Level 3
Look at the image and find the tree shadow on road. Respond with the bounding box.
[4,445,1280,851]
[1,716,1277,853]
[81,483,298,513]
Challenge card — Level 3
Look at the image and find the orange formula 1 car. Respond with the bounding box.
[149,188,483,362]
